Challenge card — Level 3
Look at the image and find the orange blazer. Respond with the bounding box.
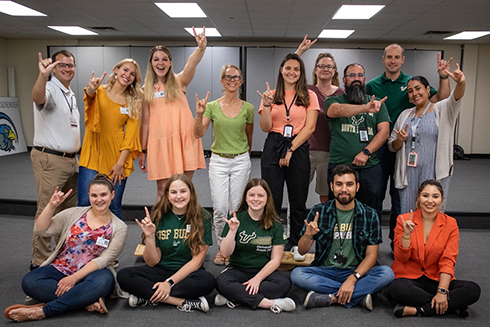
[391,209,459,281]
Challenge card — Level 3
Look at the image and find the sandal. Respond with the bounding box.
[4,303,45,322]
[85,298,108,314]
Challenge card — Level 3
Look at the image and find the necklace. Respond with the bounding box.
[175,213,186,220]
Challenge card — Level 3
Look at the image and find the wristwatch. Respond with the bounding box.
[363,148,371,156]
[166,278,175,288]
[437,286,448,295]
[353,271,361,280]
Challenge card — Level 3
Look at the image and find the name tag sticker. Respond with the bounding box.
[120,107,129,115]
[96,236,109,248]
[154,91,165,98]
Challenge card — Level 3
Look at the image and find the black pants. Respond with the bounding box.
[390,276,480,315]
[261,133,310,246]
[117,265,216,301]
[215,266,291,309]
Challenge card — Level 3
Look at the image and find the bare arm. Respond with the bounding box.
[176,27,207,90]
[246,123,254,152]
[32,53,59,105]
[258,82,273,132]
[294,34,317,57]
[242,245,284,295]
[193,92,211,138]
[327,95,387,118]
[297,212,319,255]
[430,53,452,102]
[219,214,240,257]
[35,187,73,231]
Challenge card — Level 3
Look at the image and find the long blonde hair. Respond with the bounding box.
[143,46,180,103]
[105,58,142,119]
[151,174,207,256]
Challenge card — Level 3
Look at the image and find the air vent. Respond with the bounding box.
[90,27,117,32]
[425,31,453,35]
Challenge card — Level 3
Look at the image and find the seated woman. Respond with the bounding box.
[117,174,215,312]
[390,179,480,318]
[215,178,295,314]
[5,174,128,322]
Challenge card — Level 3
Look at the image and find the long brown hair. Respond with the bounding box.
[105,58,143,119]
[272,53,310,107]
[414,179,444,210]
[313,52,339,86]
[151,174,206,255]
[143,46,180,103]
[237,178,281,230]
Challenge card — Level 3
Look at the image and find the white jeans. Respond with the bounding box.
[209,152,251,245]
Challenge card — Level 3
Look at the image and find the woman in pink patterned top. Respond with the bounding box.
[5,174,127,322]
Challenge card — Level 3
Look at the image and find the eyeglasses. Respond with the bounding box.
[223,75,241,81]
[316,64,335,70]
[345,73,364,78]
[57,63,76,69]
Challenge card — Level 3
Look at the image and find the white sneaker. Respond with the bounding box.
[270,297,296,313]
[293,246,306,262]
[128,294,157,308]
[214,294,238,308]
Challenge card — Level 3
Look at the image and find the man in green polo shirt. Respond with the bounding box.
[366,44,451,249]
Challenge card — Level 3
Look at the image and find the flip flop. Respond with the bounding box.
[4,303,45,320]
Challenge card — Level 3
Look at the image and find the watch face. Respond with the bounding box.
[363,149,370,155]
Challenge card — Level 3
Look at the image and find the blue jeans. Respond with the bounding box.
[291,265,394,308]
[77,166,127,218]
[376,144,401,247]
[22,265,115,318]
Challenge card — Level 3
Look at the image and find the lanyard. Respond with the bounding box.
[59,88,74,114]
[336,209,355,254]
[410,102,431,151]
[283,94,297,122]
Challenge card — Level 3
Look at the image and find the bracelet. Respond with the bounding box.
[402,235,411,241]
[142,149,147,155]
[439,75,449,79]
[263,104,271,107]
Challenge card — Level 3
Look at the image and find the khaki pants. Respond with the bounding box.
[30,148,78,265]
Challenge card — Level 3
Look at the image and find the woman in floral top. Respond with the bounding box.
[5,174,128,322]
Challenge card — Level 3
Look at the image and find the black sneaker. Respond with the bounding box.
[304,291,332,308]
[177,296,209,312]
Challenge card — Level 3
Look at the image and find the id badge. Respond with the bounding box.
[120,107,129,115]
[359,127,369,142]
[186,224,191,233]
[407,152,418,167]
[69,116,78,127]
[283,124,293,138]
[96,236,109,248]
[154,91,165,98]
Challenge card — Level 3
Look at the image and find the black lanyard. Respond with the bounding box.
[283,94,297,122]
[59,88,74,114]
[336,210,355,254]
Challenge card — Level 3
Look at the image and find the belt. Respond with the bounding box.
[213,151,247,159]
[34,146,77,158]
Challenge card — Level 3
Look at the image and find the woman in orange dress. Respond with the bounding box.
[78,58,143,218]
[139,27,207,203]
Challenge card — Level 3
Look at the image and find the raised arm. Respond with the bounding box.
[193,92,211,138]
[219,212,240,257]
[32,53,58,105]
[446,63,466,101]
[177,27,207,89]
[430,53,452,102]
[294,34,317,57]
[35,187,73,231]
[258,82,274,132]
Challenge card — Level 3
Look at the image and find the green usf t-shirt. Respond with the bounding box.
[325,208,360,268]
[324,93,390,168]
[221,210,287,269]
[155,210,212,270]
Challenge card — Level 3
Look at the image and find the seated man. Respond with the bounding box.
[290,164,394,310]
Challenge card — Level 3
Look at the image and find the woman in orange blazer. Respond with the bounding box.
[390,179,480,318]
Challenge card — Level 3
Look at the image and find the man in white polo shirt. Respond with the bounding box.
[30,50,80,269]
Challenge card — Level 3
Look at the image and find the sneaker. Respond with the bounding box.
[128,294,157,308]
[359,294,373,311]
[270,297,296,313]
[304,291,332,309]
[292,246,306,262]
[177,296,209,312]
[214,294,238,308]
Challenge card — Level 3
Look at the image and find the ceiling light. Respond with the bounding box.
[332,5,384,20]
[185,27,221,37]
[318,29,355,39]
[48,26,98,36]
[0,1,46,16]
[444,31,490,40]
[155,2,206,18]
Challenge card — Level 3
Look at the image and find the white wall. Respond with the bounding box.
[2,38,488,155]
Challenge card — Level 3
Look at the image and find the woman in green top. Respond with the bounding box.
[194,64,254,266]
[117,174,215,312]
[215,178,295,313]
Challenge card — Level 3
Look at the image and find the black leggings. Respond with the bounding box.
[390,275,480,315]
[215,266,291,309]
[117,265,216,301]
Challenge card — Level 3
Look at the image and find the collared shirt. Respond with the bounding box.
[301,199,382,267]
[32,76,80,153]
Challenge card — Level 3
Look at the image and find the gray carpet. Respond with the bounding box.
[0,215,486,326]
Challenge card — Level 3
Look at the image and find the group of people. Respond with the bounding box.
[4,30,481,321]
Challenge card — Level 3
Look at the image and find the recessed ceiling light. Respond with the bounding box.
[0,1,46,16]
[48,26,98,36]
[318,29,355,39]
[332,5,384,20]
[444,31,490,40]
[155,2,206,18]
[185,27,221,37]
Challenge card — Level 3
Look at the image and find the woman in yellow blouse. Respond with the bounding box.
[78,58,143,218]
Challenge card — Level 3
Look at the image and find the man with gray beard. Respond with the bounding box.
[323,63,390,210]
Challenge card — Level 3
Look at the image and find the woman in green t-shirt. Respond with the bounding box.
[117,174,215,312]
[215,178,295,313]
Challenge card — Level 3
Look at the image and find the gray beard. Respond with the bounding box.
[345,83,367,105]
